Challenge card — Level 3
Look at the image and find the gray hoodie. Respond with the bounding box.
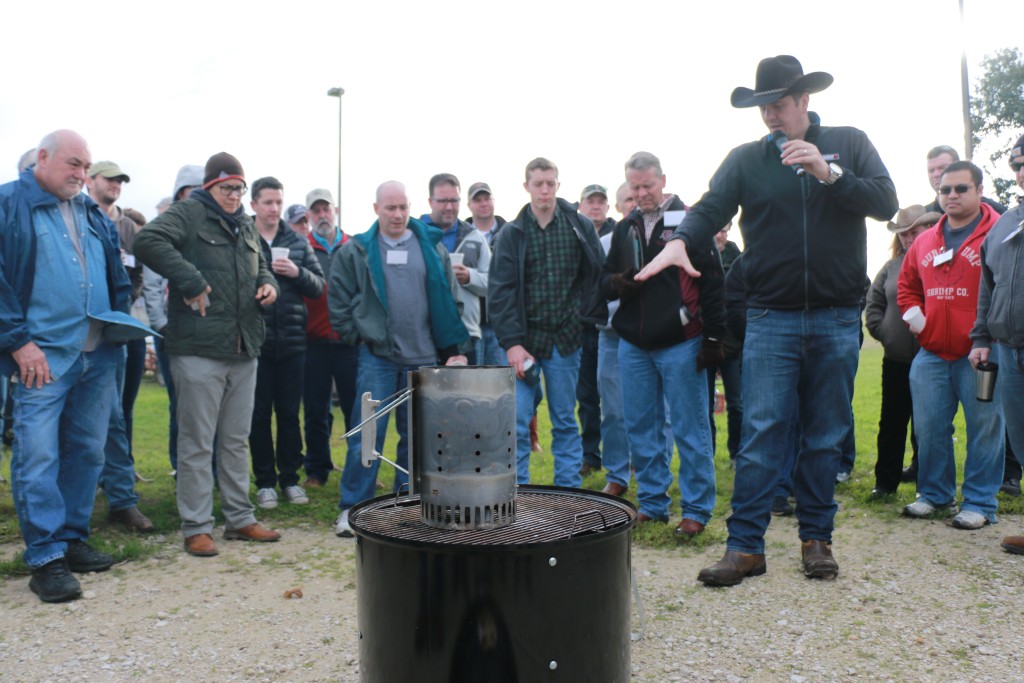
[971,203,1024,350]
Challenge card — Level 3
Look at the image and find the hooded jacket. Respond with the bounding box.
[327,217,468,361]
[970,203,1024,350]
[897,202,1000,360]
[134,194,278,359]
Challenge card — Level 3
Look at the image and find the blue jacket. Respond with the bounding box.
[327,217,468,361]
[0,169,131,376]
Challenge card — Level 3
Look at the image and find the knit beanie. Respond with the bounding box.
[203,152,245,189]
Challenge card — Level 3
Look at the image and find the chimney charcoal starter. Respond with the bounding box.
[348,365,636,683]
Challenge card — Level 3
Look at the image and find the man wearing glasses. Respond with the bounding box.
[420,173,489,365]
[898,160,1004,530]
[136,152,281,558]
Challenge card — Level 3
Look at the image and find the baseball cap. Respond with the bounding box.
[306,188,335,209]
[580,184,607,200]
[90,160,130,182]
[285,204,308,224]
[467,182,492,200]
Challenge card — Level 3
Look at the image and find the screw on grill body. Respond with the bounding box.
[548,557,557,566]
[549,660,558,670]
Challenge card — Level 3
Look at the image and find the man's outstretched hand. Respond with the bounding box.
[635,239,700,281]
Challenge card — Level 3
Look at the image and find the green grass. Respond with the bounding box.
[1,341,1020,576]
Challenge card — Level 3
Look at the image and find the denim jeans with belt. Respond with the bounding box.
[619,335,715,522]
[728,306,860,554]
[910,348,1004,520]
[11,344,118,567]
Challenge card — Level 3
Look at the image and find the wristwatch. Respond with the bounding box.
[822,162,844,186]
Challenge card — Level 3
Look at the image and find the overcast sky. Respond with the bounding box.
[3,0,1021,276]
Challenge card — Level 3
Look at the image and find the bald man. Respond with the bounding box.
[328,181,469,536]
[0,130,134,602]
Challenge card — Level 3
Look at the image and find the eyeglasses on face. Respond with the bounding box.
[938,183,975,196]
[217,183,248,197]
[431,198,460,205]
[1011,161,1023,173]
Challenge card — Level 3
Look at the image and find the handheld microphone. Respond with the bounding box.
[772,132,805,176]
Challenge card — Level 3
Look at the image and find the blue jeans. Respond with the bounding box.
[338,347,417,510]
[773,416,800,499]
[11,344,118,567]
[598,330,631,487]
[515,346,582,487]
[910,349,1004,520]
[619,336,715,522]
[477,324,506,366]
[155,336,178,470]
[303,341,359,484]
[997,344,1024,469]
[729,307,860,554]
[99,346,138,511]
[706,352,743,460]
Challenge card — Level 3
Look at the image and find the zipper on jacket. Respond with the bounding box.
[801,175,809,311]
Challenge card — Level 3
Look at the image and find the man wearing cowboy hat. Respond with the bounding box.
[638,55,898,586]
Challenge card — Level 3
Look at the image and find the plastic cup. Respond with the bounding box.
[449,253,464,267]
[271,247,289,261]
[902,306,926,333]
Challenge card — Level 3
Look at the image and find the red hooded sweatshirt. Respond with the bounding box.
[897,202,999,360]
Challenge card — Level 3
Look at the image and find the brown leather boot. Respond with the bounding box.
[184,533,219,557]
[1001,536,1024,555]
[801,539,839,579]
[697,550,766,586]
[529,415,542,452]
[109,507,156,533]
[224,523,281,542]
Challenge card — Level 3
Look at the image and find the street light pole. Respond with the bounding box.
[327,86,345,227]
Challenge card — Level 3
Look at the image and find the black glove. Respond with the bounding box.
[610,268,642,299]
[696,338,724,372]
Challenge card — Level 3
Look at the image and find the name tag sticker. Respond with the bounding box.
[1002,226,1023,244]
[386,250,408,265]
[933,250,953,266]
[663,210,686,227]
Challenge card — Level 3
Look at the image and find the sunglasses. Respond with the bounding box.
[938,183,975,196]
[1011,161,1023,173]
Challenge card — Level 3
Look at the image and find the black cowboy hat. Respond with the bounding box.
[730,55,833,108]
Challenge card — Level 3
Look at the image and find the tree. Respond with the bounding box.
[969,47,1024,205]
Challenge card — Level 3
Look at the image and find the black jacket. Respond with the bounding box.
[488,198,607,351]
[675,113,898,310]
[601,196,725,350]
[258,220,325,359]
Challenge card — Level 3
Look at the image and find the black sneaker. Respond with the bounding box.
[64,540,114,573]
[29,558,82,603]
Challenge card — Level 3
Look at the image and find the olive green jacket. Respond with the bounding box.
[134,198,277,359]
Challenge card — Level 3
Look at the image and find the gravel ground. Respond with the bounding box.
[2,510,1023,683]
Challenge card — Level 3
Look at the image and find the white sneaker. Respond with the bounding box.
[835,471,851,484]
[334,509,353,538]
[902,499,958,518]
[952,510,989,529]
[283,485,309,505]
[256,487,279,509]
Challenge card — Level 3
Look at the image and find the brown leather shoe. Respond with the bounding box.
[697,550,766,586]
[801,539,839,579]
[601,481,628,496]
[224,523,281,543]
[108,507,156,533]
[529,415,542,452]
[303,478,325,489]
[184,533,219,557]
[674,518,706,539]
[1001,536,1024,555]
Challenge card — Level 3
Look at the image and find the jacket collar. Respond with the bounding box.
[353,215,442,249]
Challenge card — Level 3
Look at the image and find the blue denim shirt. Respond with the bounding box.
[27,199,112,379]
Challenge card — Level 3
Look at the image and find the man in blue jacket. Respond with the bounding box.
[0,130,132,602]
[639,56,898,586]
